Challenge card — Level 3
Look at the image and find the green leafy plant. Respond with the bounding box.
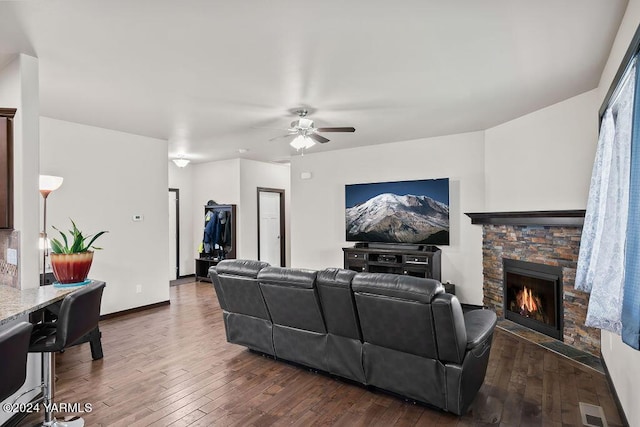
[50,219,108,254]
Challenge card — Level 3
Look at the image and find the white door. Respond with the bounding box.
[168,190,178,280]
[259,191,282,266]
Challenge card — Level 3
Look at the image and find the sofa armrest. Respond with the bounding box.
[464,310,497,350]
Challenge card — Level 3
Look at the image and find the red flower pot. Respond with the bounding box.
[51,252,94,284]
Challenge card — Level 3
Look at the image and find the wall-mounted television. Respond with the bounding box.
[345,178,449,245]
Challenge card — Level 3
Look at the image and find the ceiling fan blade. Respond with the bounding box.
[268,133,296,142]
[315,127,356,133]
[308,133,330,144]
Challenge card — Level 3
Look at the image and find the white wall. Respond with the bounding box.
[0,53,41,425]
[290,132,486,304]
[40,117,170,315]
[597,0,640,424]
[484,89,599,211]
[0,54,40,289]
[602,332,640,424]
[239,159,290,265]
[168,161,194,276]
[191,159,241,261]
[190,158,291,265]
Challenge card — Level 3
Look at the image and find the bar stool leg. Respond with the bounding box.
[41,351,84,427]
[43,351,53,425]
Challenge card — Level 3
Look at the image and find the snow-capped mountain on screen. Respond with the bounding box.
[346,193,449,244]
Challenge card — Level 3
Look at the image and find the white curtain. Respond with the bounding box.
[575,64,634,334]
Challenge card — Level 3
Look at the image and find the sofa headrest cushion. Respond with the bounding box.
[352,273,443,303]
[258,266,318,289]
[216,259,270,279]
[317,268,357,289]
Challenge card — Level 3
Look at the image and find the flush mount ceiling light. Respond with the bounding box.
[172,157,190,168]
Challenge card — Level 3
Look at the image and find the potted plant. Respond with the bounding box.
[49,219,108,284]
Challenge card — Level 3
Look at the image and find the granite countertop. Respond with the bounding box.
[0,284,81,326]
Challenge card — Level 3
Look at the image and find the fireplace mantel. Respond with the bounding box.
[465,210,586,227]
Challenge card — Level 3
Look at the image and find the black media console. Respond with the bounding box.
[343,243,441,281]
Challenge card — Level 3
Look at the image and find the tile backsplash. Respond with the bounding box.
[0,229,19,289]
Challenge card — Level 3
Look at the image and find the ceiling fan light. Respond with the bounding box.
[298,118,313,129]
[291,117,314,130]
[290,135,315,150]
[172,158,190,168]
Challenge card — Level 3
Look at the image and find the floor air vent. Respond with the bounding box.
[579,402,608,427]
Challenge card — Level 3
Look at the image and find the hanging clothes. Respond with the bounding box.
[199,204,235,259]
[218,211,232,248]
[203,210,219,254]
[224,212,232,246]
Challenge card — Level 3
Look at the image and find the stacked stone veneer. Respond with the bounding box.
[483,224,600,356]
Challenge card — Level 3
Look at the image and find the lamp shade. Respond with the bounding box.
[172,158,190,168]
[290,135,315,150]
[39,175,63,197]
[39,232,51,250]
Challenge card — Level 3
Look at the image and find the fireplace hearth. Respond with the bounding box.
[503,259,562,340]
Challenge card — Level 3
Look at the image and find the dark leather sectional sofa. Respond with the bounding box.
[209,259,497,415]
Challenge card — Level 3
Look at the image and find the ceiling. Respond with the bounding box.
[0,0,629,164]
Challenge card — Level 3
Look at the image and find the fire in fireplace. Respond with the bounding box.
[513,286,543,320]
[503,259,563,340]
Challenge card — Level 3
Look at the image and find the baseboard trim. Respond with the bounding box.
[177,274,195,279]
[600,352,630,427]
[100,300,170,320]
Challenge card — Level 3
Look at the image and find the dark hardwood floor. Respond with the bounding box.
[18,280,623,426]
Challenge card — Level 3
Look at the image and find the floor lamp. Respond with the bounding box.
[39,175,63,287]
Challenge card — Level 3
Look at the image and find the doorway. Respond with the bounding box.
[168,188,180,280]
[257,187,285,267]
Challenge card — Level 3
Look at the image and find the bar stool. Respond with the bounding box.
[29,282,105,427]
[0,322,33,401]
[45,302,104,360]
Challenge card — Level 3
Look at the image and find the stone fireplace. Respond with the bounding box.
[466,210,600,356]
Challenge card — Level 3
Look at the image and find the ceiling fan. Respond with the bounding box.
[269,109,355,150]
